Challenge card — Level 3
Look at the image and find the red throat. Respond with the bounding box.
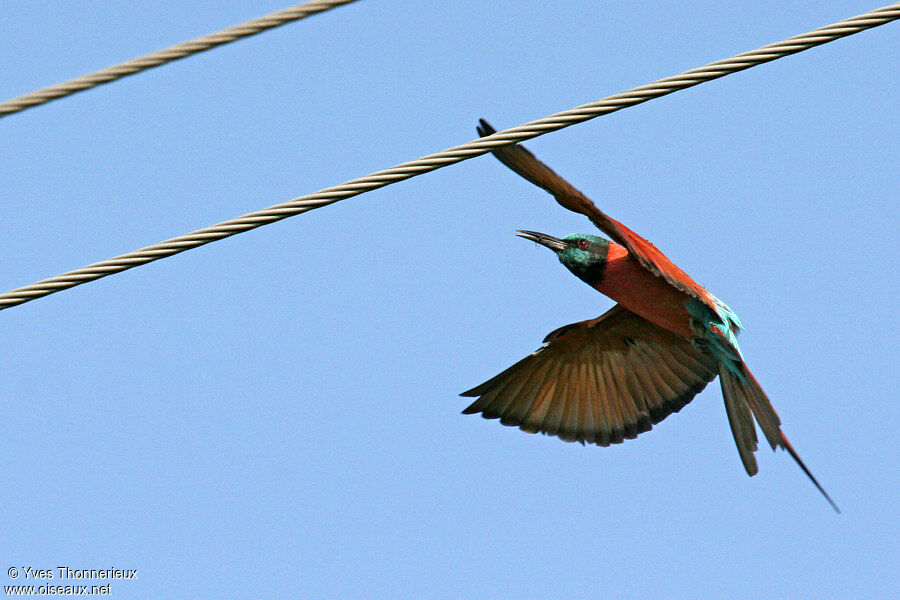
[593,242,695,339]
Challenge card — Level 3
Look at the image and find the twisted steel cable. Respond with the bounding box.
[0,2,897,310]
[0,0,361,118]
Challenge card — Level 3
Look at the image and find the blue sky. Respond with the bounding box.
[2,1,897,598]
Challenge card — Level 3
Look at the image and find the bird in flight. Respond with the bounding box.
[462,119,838,512]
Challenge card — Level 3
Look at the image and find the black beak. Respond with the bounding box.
[516,230,567,252]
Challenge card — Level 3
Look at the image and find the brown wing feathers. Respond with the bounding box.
[476,119,715,306]
[472,120,840,510]
[461,306,718,446]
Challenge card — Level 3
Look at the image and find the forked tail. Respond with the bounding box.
[719,363,840,513]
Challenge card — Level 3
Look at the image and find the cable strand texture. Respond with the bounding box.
[0,0,360,118]
[0,3,897,309]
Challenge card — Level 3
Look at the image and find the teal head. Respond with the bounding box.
[517,230,610,283]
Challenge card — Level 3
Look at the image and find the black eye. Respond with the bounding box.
[578,239,589,249]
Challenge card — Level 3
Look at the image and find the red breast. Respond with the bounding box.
[593,242,695,339]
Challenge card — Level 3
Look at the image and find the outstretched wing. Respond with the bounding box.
[477,119,715,308]
[460,305,718,446]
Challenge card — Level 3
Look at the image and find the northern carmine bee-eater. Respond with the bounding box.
[462,120,838,512]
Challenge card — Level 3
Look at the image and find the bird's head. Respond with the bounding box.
[517,230,610,283]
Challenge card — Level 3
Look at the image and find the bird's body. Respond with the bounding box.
[463,120,837,511]
[590,240,695,339]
